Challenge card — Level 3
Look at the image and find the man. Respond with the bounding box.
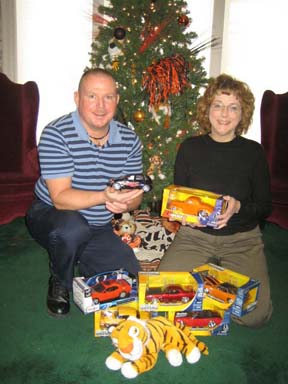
[26,68,144,318]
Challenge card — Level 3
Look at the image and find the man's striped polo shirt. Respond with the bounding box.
[35,110,143,226]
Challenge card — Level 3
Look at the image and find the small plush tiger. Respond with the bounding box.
[105,315,208,379]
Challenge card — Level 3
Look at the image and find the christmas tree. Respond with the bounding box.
[89,0,209,210]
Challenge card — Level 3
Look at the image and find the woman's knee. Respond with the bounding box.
[232,299,273,329]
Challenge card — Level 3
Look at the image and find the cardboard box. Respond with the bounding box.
[138,271,204,313]
[73,269,137,315]
[94,302,151,337]
[167,308,231,336]
[193,263,260,317]
[161,185,227,227]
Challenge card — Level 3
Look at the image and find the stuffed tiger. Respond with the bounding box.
[105,315,208,379]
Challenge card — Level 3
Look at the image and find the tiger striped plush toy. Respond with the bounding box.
[105,316,208,379]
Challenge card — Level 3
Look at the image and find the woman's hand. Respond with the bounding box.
[216,195,241,229]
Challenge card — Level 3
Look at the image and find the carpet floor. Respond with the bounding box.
[0,218,287,384]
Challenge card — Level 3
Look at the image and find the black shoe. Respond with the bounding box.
[47,276,70,318]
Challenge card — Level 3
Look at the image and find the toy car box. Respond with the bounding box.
[161,185,227,227]
[138,271,204,313]
[94,301,151,337]
[73,269,137,315]
[166,307,231,336]
[193,263,260,317]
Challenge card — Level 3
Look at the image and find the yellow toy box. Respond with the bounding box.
[161,185,227,227]
[193,263,260,317]
[166,307,231,336]
[138,271,204,313]
[94,302,151,337]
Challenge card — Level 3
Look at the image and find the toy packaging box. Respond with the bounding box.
[193,263,260,317]
[73,269,137,315]
[94,302,151,337]
[166,307,231,336]
[138,271,204,313]
[161,185,227,227]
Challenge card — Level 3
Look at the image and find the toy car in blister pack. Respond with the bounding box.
[194,263,260,316]
[145,284,196,304]
[174,310,223,329]
[73,269,137,314]
[138,271,204,313]
[94,304,151,337]
[161,185,227,227]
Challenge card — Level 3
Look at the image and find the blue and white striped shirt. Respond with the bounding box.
[35,110,143,225]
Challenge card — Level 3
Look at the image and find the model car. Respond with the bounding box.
[200,272,237,304]
[145,284,195,304]
[100,306,138,329]
[167,196,214,219]
[174,310,223,328]
[107,174,152,192]
[90,278,131,304]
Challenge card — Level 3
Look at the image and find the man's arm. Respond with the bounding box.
[46,176,144,211]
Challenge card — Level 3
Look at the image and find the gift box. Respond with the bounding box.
[161,185,227,227]
[73,269,137,315]
[193,263,260,317]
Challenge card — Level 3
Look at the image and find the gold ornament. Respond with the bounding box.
[147,155,166,180]
[111,59,120,71]
[133,109,145,122]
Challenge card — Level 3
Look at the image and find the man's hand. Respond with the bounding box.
[46,177,143,211]
[105,187,143,213]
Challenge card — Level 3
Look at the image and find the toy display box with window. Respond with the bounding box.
[138,271,204,313]
[73,269,137,315]
[193,263,260,317]
[161,185,227,227]
[166,306,231,336]
[94,302,151,337]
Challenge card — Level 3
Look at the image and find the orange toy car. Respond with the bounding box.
[167,196,214,220]
[200,272,237,304]
[91,279,131,304]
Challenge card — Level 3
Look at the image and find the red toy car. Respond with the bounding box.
[145,284,195,304]
[175,310,223,328]
[91,279,131,304]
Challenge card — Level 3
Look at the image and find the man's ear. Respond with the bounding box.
[74,91,79,107]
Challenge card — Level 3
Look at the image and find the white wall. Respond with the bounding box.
[187,0,214,77]
[6,0,288,143]
[221,0,288,142]
[15,0,93,141]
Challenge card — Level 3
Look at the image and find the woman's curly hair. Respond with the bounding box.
[196,74,255,136]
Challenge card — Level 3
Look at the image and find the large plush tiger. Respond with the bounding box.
[105,316,208,379]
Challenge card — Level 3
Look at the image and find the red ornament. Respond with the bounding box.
[147,143,153,150]
[177,14,189,27]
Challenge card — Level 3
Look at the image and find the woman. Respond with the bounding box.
[159,74,272,328]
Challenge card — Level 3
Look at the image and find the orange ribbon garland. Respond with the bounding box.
[142,54,190,106]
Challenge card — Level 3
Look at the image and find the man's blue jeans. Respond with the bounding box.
[26,199,141,289]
